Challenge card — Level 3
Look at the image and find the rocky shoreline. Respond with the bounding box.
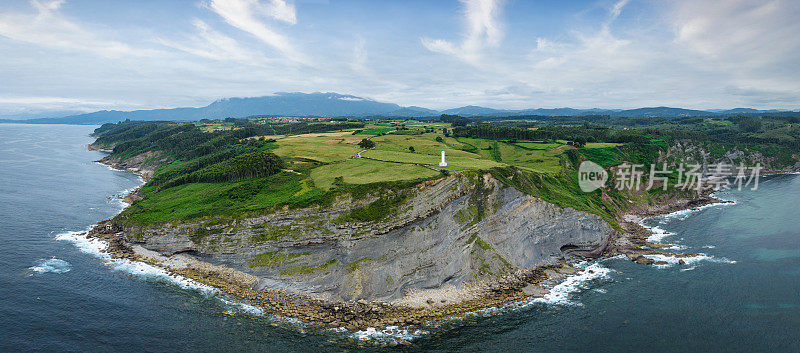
[87,151,750,334]
[87,156,620,331]
[90,154,598,332]
[89,218,587,332]
[613,191,734,265]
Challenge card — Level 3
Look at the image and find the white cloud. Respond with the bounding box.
[263,0,297,24]
[513,0,650,104]
[0,0,140,57]
[337,96,364,101]
[350,37,369,73]
[609,0,630,23]
[421,0,504,65]
[1,0,798,113]
[206,0,308,63]
[0,95,143,116]
[489,0,800,110]
[31,0,65,12]
[0,96,103,105]
[671,0,799,70]
[158,19,270,65]
[669,0,800,101]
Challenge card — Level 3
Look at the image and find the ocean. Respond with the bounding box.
[1,124,797,352]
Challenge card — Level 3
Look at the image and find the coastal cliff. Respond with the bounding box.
[86,120,799,330]
[86,149,620,329]
[97,151,612,305]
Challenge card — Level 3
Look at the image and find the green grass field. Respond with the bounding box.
[360,149,504,169]
[98,115,800,231]
[310,158,439,190]
[452,137,563,173]
[496,142,563,173]
[359,128,395,135]
[584,142,623,148]
[114,123,624,224]
[512,141,563,150]
[123,172,314,223]
[272,132,360,163]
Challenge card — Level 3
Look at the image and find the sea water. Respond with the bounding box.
[1,124,797,352]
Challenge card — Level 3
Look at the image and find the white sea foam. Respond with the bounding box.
[61,158,671,343]
[671,197,737,218]
[643,253,736,268]
[640,195,738,246]
[113,185,141,209]
[645,226,675,243]
[605,254,629,261]
[49,166,335,337]
[352,261,616,343]
[57,229,315,332]
[349,326,427,343]
[530,262,614,306]
[644,254,709,267]
[638,197,739,269]
[650,196,738,226]
[93,161,145,209]
[680,266,696,272]
[56,231,215,291]
[59,225,615,343]
[56,230,278,318]
[30,258,72,274]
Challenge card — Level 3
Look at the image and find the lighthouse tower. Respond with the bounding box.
[439,148,447,167]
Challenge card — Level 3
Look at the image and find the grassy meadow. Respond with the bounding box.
[105,119,643,226]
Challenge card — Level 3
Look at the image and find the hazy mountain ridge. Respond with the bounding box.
[1,92,796,124]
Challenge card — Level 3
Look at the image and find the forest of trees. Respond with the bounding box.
[158,151,284,189]
[452,124,650,144]
[449,114,799,151]
[439,114,471,127]
[93,120,366,191]
[96,120,364,160]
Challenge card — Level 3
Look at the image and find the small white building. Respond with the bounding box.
[439,148,448,167]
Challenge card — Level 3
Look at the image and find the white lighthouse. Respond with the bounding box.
[439,148,447,167]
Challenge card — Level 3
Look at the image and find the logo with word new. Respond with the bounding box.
[578,161,608,192]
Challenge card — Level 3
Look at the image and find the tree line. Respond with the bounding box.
[158,151,284,189]
[96,120,364,160]
[452,124,651,144]
[92,120,363,191]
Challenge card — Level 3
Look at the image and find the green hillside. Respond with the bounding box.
[94,115,799,226]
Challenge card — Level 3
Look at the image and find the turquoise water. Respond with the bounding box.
[1,124,798,352]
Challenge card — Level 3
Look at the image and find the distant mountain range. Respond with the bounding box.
[0,109,86,120]
[0,92,796,125]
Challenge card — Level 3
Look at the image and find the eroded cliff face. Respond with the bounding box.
[661,139,800,172]
[116,172,613,303]
[97,151,171,181]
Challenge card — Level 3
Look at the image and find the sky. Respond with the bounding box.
[1,0,799,117]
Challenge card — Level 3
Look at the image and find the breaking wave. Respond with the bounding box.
[347,326,428,344]
[30,258,72,274]
[55,230,265,317]
[641,194,738,251]
[351,261,617,343]
[530,262,614,306]
[643,253,736,268]
[645,226,675,243]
